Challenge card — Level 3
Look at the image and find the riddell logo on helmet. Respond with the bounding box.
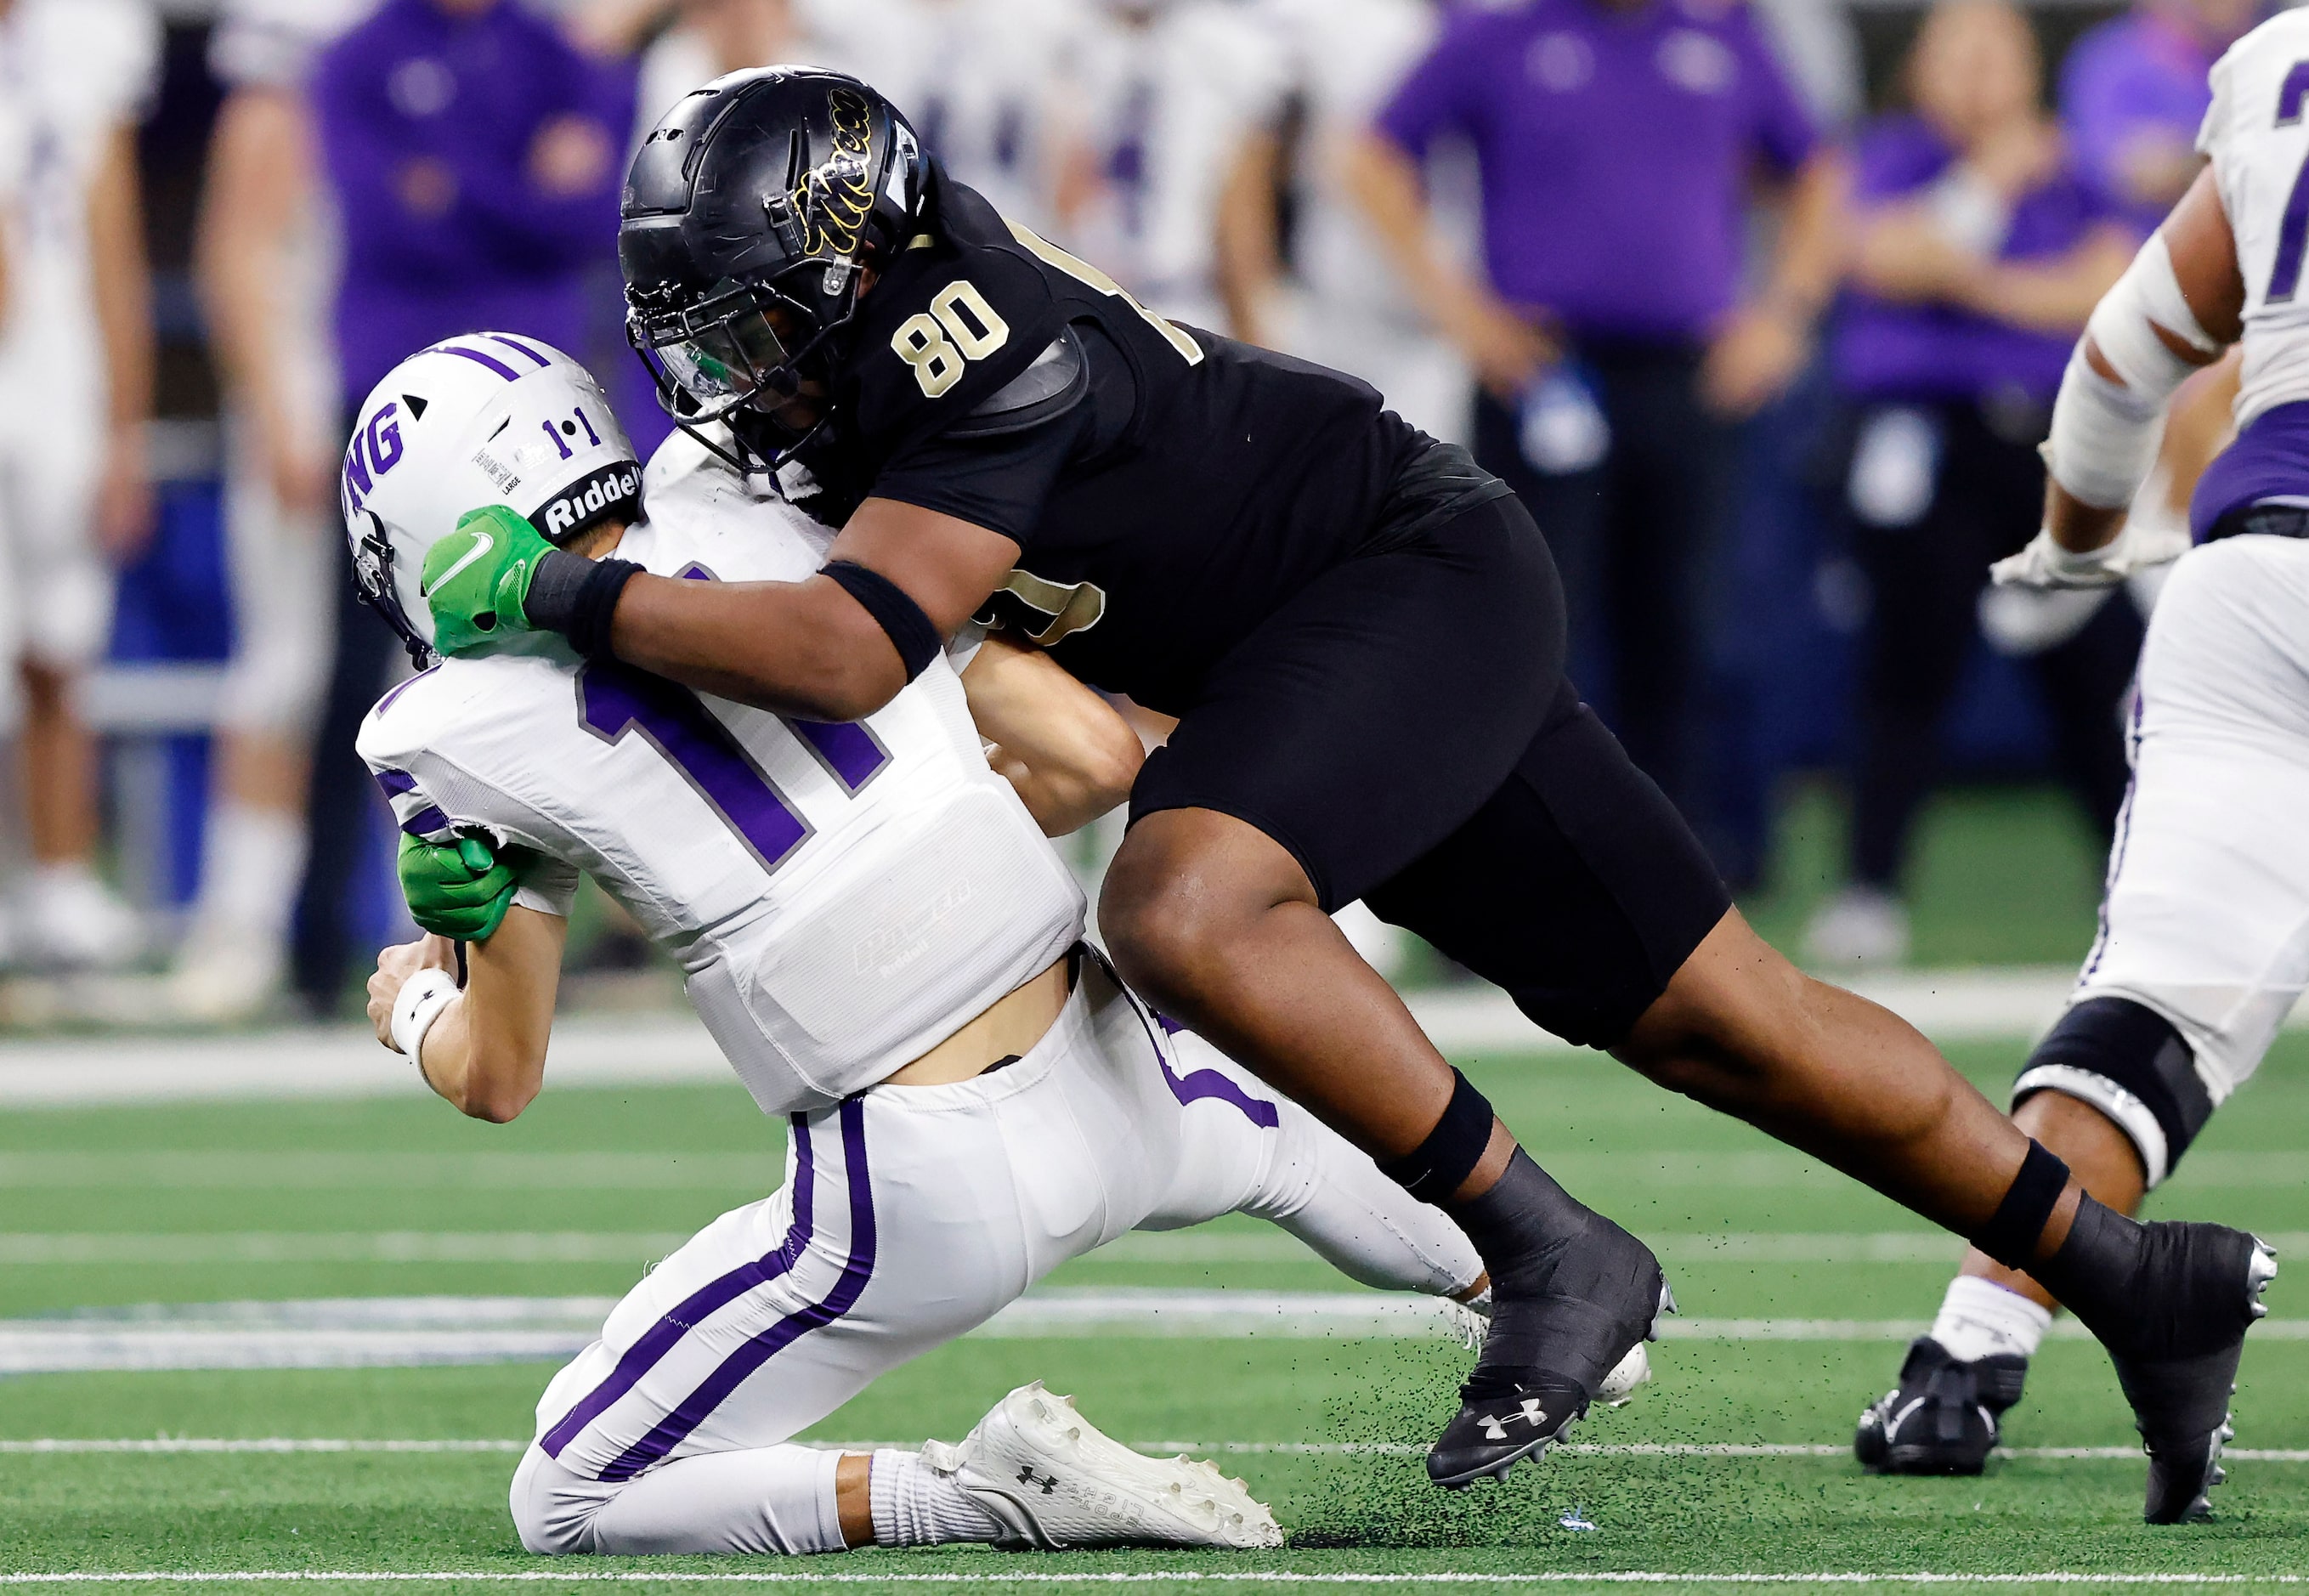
[535,463,642,539]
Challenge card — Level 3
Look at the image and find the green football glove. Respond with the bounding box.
[422,505,555,657]
[397,832,518,942]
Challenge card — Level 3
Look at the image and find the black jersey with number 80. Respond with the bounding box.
[802,170,1415,715]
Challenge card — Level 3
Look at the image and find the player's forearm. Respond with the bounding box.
[1963,229,2136,335]
[195,92,308,411]
[1754,153,1846,325]
[416,911,565,1123]
[1215,131,1283,347]
[961,637,1144,835]
[2040,478,2129,553]
[88,128,155,436]
[608,573,911,722]
[1346,133,1489,336]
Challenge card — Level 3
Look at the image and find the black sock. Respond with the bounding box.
[1441,1147,1599,1297]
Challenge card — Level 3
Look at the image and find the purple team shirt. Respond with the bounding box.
[2060,10,2216,232]
[1378,0,1818,342]
[1833,116,2130,402]
[314,0,633,407]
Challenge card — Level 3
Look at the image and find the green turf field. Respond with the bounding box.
[3,1038,2305,1592]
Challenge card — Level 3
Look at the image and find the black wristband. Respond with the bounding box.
[1973,1138,2073,1271]
[823,559,942,680]
[525,551,642,662]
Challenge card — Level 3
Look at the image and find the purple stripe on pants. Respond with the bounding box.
[1158,1054,1281,1129]
[597,1096,878,1481]
[540,1116,818,1460]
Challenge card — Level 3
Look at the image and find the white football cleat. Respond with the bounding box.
[925,1381,1284,1550]
[20,864,143,972]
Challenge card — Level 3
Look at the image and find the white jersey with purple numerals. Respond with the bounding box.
[2202,8,2309,429]
[354,440,1086,1117]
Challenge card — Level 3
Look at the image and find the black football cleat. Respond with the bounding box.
[1427,1213,1672,1489]
[2095,1224,2278,1524]
[1854,1337,2029,1476]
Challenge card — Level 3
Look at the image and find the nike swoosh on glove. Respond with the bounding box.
[1990,518,2191,591]
[422,505,556,656]
[398,833,518,942]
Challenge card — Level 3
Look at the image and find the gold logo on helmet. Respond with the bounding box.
[794,88,876,258]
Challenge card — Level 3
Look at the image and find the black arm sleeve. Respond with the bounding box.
[866,396,1094,546]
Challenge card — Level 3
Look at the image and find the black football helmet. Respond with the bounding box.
[620,66,926,468]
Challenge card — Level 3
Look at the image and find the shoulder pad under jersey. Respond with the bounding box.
[943,327,1089,440]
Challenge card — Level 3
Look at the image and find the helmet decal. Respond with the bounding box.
[793,87,877,260]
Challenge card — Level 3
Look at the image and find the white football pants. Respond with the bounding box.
[512,955,1480,1554]
[2069,533,2309,1104]
[215,411,334,742]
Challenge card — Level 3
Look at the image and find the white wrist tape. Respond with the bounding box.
[391,967,460,1069]
[2045,233,2221,510]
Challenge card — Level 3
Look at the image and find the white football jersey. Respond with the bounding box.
[2201,10,2309,428]
[1059,0,1288,327]
[208,0,374,457]
[356,440,1086,1117]
[803,0,1085,235]
[0,0,161,424]
[1256,0,1434,325]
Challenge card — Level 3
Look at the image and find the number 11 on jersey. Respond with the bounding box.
[578,662,889,874]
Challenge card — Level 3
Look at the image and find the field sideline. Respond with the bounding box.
[2,1036,2303,1593]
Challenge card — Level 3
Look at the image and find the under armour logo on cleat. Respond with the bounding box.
[1016,1465,1059,1494]
[1480,1399,1548,1440]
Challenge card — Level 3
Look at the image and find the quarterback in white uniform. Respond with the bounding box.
[1857,9,2307,1498]
[0,0,158,969]
[348,337,1488,1555]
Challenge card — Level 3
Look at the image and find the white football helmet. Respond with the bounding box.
[342,332,641,665]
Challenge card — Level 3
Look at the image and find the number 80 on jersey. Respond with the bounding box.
[891,280,1011,397]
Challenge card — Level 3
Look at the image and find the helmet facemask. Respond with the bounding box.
[619,71,925,477]
[351,509,437,671]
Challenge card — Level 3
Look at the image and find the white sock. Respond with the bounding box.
[513,1443,849,1556]
[869,1449,1000,1548]
[192,802,307,941]
[1932,1274,2053,1363]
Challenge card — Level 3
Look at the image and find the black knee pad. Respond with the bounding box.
[2012,996,2214,1189]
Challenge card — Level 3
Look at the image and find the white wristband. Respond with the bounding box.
[391,966,461,1069]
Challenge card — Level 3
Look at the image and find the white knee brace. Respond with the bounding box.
[2043,233,2223,510]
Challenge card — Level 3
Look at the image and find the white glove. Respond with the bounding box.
[1989,518,2191,590]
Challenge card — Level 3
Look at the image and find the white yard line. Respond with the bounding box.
[5,1293,2307,1372]
[3,1151,2298,1194]
[0,1152,775,1191]
[0,1235,695,1265]
[3,968,2266,1108]
[5,1439,2307,1463]
[3,1573,2307,1587]
[7,1231,2301,1268]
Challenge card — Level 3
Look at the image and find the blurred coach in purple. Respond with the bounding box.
[1352,0,1842,825]
[292,0,632,1011]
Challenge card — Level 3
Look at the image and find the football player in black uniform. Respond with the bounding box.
[412,71,2272,1512]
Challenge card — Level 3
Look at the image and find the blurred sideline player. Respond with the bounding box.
[0,0,157,971]
[1245,0,1470,445]
[808,0,1083,240]
[180,0,373,1016]
[1859,8,2306,1496]
[347,338,1488,1555]
[1054,0,1285,340]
